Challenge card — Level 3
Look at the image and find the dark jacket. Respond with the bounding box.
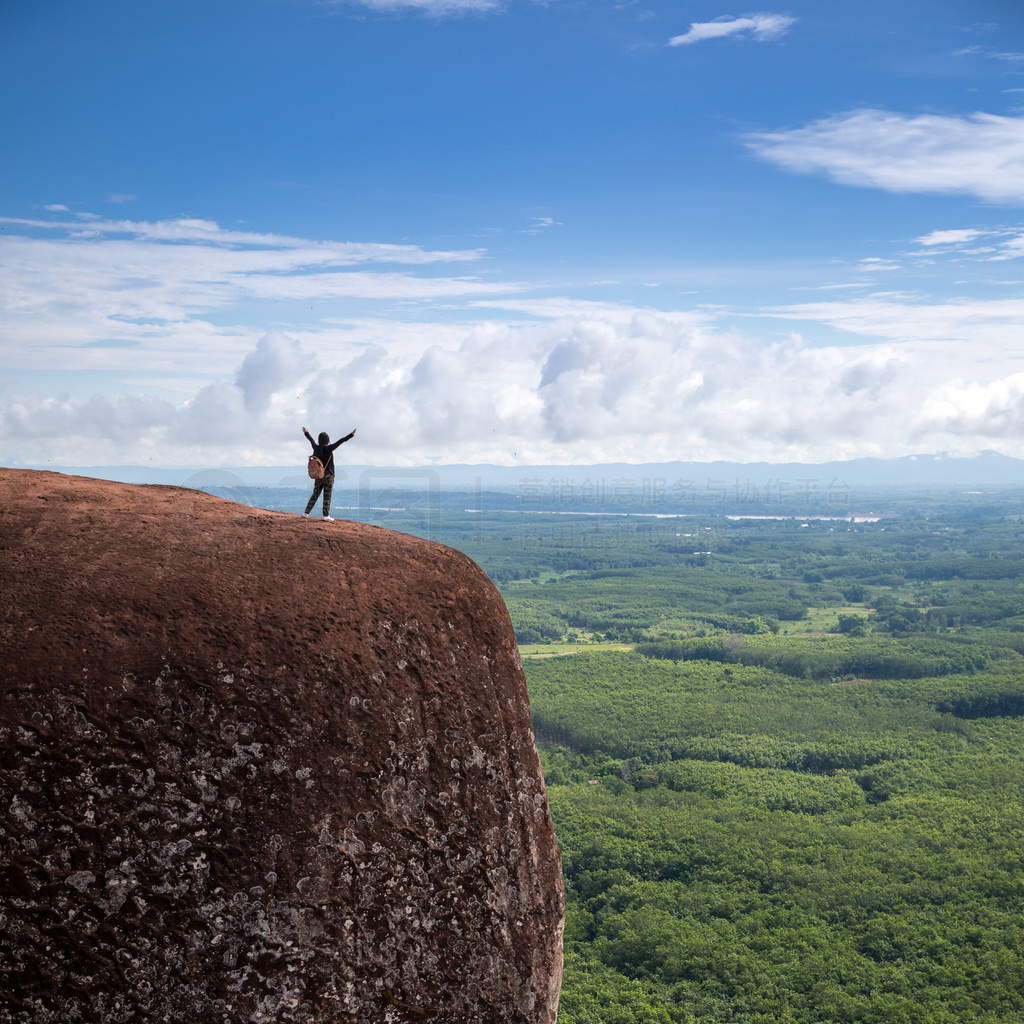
[305,429,355,476]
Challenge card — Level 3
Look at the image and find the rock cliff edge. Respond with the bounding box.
[0,469,564,1024]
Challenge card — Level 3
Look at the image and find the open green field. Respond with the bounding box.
[519,641,636,658]
[778,604,872,634]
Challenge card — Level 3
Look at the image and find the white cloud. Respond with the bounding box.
[0,216,517,376]
[235,331,314,415]
[957,45,1024,65]
[236,270,512,301]
[915,375,1024,441]
[43,204,69,212]
[522,216,562,235]
[986,232,1024,261]
[916,228,985,246]
[7,298,1024,468]
[670,14,795,47]
[745,109,1024,203]
[328,0,499,14]
[762,296,1024,369]
[857,258,901,273]
[0,215,485,263]
[295,312,1018,463]
[6,210,1024,468]
[903,224,1024,262]
[0,391,184,477]
[466,296,712,325]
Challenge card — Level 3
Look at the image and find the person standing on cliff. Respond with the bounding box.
[302,425,356,522]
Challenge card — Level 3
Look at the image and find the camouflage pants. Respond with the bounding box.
[305,473,334,516]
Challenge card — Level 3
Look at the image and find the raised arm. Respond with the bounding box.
[328,428,357,451]
[302,426,316,451]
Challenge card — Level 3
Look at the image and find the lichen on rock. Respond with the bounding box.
[0,469,564,1024]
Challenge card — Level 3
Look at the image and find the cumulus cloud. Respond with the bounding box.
[4,302,1024,466]
[745,110,1024,203]
[172,380,251,447]
[235,332,314,415]
[0,392,176,445]
[10,299,1017,463]
[670,14,795,47]
[916,375,1024,441]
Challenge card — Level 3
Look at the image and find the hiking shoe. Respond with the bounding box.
[323,515,335,522]
[302,512,310,517]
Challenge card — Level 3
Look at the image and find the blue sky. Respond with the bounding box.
[3,0,1024,469]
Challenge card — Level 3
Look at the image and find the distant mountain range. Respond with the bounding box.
[22,451,1024,491]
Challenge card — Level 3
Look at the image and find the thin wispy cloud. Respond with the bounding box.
[908,225,1024,261]
[521,216,562,235]
[328,0,499,15]
[0,215,485,263]
[857,258,901,273]
[990,234,1024,261]
[0,216,521,381]
[916,228,986,246]
[669,14,796,47]
[764,295,1024,352]
[745,109,1024,203]
[955,45,1024,65]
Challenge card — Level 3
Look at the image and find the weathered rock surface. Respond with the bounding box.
[0,469,564,1024]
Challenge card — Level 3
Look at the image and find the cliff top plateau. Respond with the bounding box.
[0,469,564,1024]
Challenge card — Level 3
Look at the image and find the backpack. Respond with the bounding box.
[307,455,325,480]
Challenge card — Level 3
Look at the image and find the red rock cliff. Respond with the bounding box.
[0,469,564,1024]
